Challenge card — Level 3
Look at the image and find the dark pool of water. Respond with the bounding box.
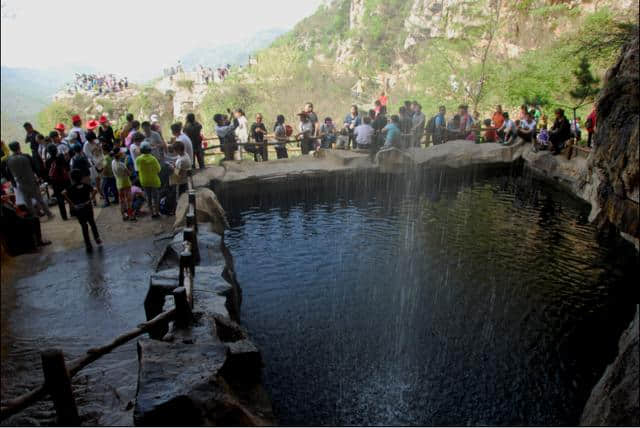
[222,167,637,426]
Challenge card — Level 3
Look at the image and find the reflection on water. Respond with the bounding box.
[223,167,637,426]
[1,238,168,426]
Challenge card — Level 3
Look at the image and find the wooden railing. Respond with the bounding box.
[0,181,202,424]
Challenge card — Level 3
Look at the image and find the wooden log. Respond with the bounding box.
[41,349,79,426]
[0,309,176,421]
[172,287,193,327]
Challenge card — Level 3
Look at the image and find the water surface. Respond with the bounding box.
[223,167,637,426]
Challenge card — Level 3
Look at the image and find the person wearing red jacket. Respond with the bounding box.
[585,108,596,148]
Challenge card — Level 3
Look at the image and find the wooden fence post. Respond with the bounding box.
[41,349,79,426]
[188,190,198,233]
[183,227,200,265]
[172,286,193,327]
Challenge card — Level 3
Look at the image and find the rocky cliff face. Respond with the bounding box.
[584,34,639,247]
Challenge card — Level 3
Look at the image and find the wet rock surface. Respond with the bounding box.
[580,306,639,426]
[134,228,272,426]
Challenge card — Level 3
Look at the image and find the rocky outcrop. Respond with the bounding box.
[134,225,273,426]
[582,35,639,248]
[580,306,639,426]
[174,188,230,236]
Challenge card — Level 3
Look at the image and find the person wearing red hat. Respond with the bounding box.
[86,119,99,131]
[68,114,87,146]
[98,115,115,149]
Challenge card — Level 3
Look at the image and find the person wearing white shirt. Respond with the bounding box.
[517,111,537,142]
[170,122,193,163]
[167,139,192,215]
[233,109,249,160]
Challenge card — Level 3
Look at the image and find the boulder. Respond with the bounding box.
[173,188,229,236]
[580,307,639,426]
[134,339,272,426]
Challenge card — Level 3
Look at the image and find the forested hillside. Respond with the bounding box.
[197,0,637,131]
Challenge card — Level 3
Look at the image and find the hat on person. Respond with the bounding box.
[140,141,152,154]
[98,115,108,124]
[55,123,66,131]
[71,114,82,123]
[150,114,159,123]
[87,119,99,130]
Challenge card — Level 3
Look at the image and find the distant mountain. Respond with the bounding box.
[1,65,95,142]
[179,28,286,69]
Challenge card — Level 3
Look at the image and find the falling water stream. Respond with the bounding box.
[0,165,636,426]
[222,166,637,426]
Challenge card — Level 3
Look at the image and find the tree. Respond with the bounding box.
[569,56,599,130]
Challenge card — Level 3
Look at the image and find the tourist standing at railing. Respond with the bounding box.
[69,115,87,146]
[304,103,319,136]
[249,113,268,161]
[411,102,426,147]
[214,113,238,161]
[233,109,249,160]
[273,115,289,159]
[343,105,361,150]
[184,113,205,169]
[296,111,314,155]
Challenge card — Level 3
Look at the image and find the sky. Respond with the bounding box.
[0,0,325,80]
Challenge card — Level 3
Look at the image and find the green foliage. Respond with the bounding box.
[569,56,600,107]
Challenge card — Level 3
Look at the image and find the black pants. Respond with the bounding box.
[275,146,288,159]
[193,149,205,169]
[245,143,262,161]
[301,138,313,155]
[587,131,593,148]
[51,183,68,220]
[166,183,188,215]
[76,207,99,248]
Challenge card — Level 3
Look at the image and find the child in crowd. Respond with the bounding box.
[533,125,550,152]
[130,183,145,217]
[483,119,498,142]
[111,148,136,221]
[62,169,101,252]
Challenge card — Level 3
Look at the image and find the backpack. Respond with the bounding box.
[585,117,593,130]
[49,159,69,183]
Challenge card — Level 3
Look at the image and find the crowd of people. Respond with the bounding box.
[1,112,200,253]
[65,73,129,96]
[163,61,231,84]
[0,90,596,255]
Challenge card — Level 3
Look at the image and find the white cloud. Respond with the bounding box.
[1,0,323,80]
